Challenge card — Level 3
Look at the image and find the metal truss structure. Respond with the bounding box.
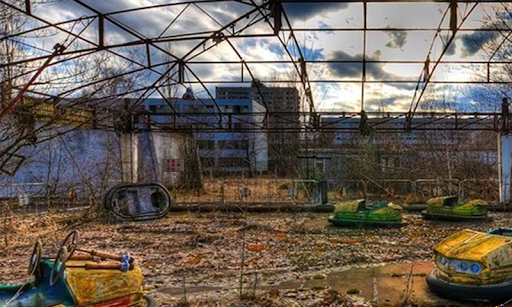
[133,110,507,133]
[1,0,512,133]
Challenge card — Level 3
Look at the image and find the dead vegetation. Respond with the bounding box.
[1,208,510,307]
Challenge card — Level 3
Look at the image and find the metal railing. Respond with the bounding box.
[0,181,108,214]
[171,179,320,205]
[327,178,499,203]
[0,178,500,215]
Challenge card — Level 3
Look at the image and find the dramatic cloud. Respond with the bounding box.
[20,0,500,111]
[327,50,415,90]
[365,96,410,111]
[283,2,348,20]
[459,30,499,57]
[385,29,408,49]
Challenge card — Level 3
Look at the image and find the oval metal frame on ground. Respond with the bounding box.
[103,183,172,221]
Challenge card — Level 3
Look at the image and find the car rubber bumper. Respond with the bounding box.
[421,211,490,221]
[426,269,512,301]
[327,216,403,228]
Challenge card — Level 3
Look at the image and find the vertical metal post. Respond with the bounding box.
[424,58,430,83]
[361,1,367,111]
[487,62,491,83]
[146,43,152,68]
[300,58,306,83]
[499,98,511,205]
[178,60,185,84]
[25,0,31,14]
[98,16,105,48]
[121,102,138,184]
[241,61,244,82]
[273,0,282,35]
[450,0,458,36]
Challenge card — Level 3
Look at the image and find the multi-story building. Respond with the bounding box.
[145,97,268,175]
[216,82,300,176]
[216,81,300,112]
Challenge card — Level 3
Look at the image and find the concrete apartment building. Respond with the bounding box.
[145,97,268,175]
[216,82,301,176]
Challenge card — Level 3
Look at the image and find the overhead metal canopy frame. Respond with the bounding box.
[1,0,512,133]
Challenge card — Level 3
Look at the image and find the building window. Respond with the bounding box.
[218,140,248,150]
[198,140,215,150]
[218,140,233,149]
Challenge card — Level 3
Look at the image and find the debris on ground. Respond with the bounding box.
[2,210,509,306]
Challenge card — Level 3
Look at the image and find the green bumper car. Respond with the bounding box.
[328,199,403,227]
[421,196,488,221]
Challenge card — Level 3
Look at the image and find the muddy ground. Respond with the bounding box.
[1,209,512,307]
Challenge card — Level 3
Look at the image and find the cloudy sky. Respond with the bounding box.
[8,0,510,112]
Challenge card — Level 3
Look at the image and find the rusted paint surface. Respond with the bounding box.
[65,260,144,306]
[334,200,402,221]
[426,196,455,208]
[426,197,488,216]
[337,200,363,212]
[434,229,512,284]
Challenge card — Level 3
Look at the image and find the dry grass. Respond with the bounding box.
[172,179,314,204]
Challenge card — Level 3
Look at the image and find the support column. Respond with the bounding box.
[499,133,512,205]
[121,133,138,183]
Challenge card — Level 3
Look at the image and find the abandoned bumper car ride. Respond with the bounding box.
[421,196,488,221]
[0,231,158,307]
[328,199,403,227]
[427,228,512,301]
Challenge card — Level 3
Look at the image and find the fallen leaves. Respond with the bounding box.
[328,238,359,244]
[273,233,287,241]
[315,246,325,254]
[183,257,202,266]
[3,210,511,307]
[247,243,265,252]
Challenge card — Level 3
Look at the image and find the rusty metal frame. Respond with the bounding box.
[1,0,511,132]
[132,110,505,133]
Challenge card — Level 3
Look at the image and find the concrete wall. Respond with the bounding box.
[0,130,122,196]
[149,132,191,186]
[1,128,193,192]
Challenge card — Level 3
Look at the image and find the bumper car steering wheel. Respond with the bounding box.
[50,246,68,286]
[61,230,79,259]
[49,230,79,286]
[27,240,42,278]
